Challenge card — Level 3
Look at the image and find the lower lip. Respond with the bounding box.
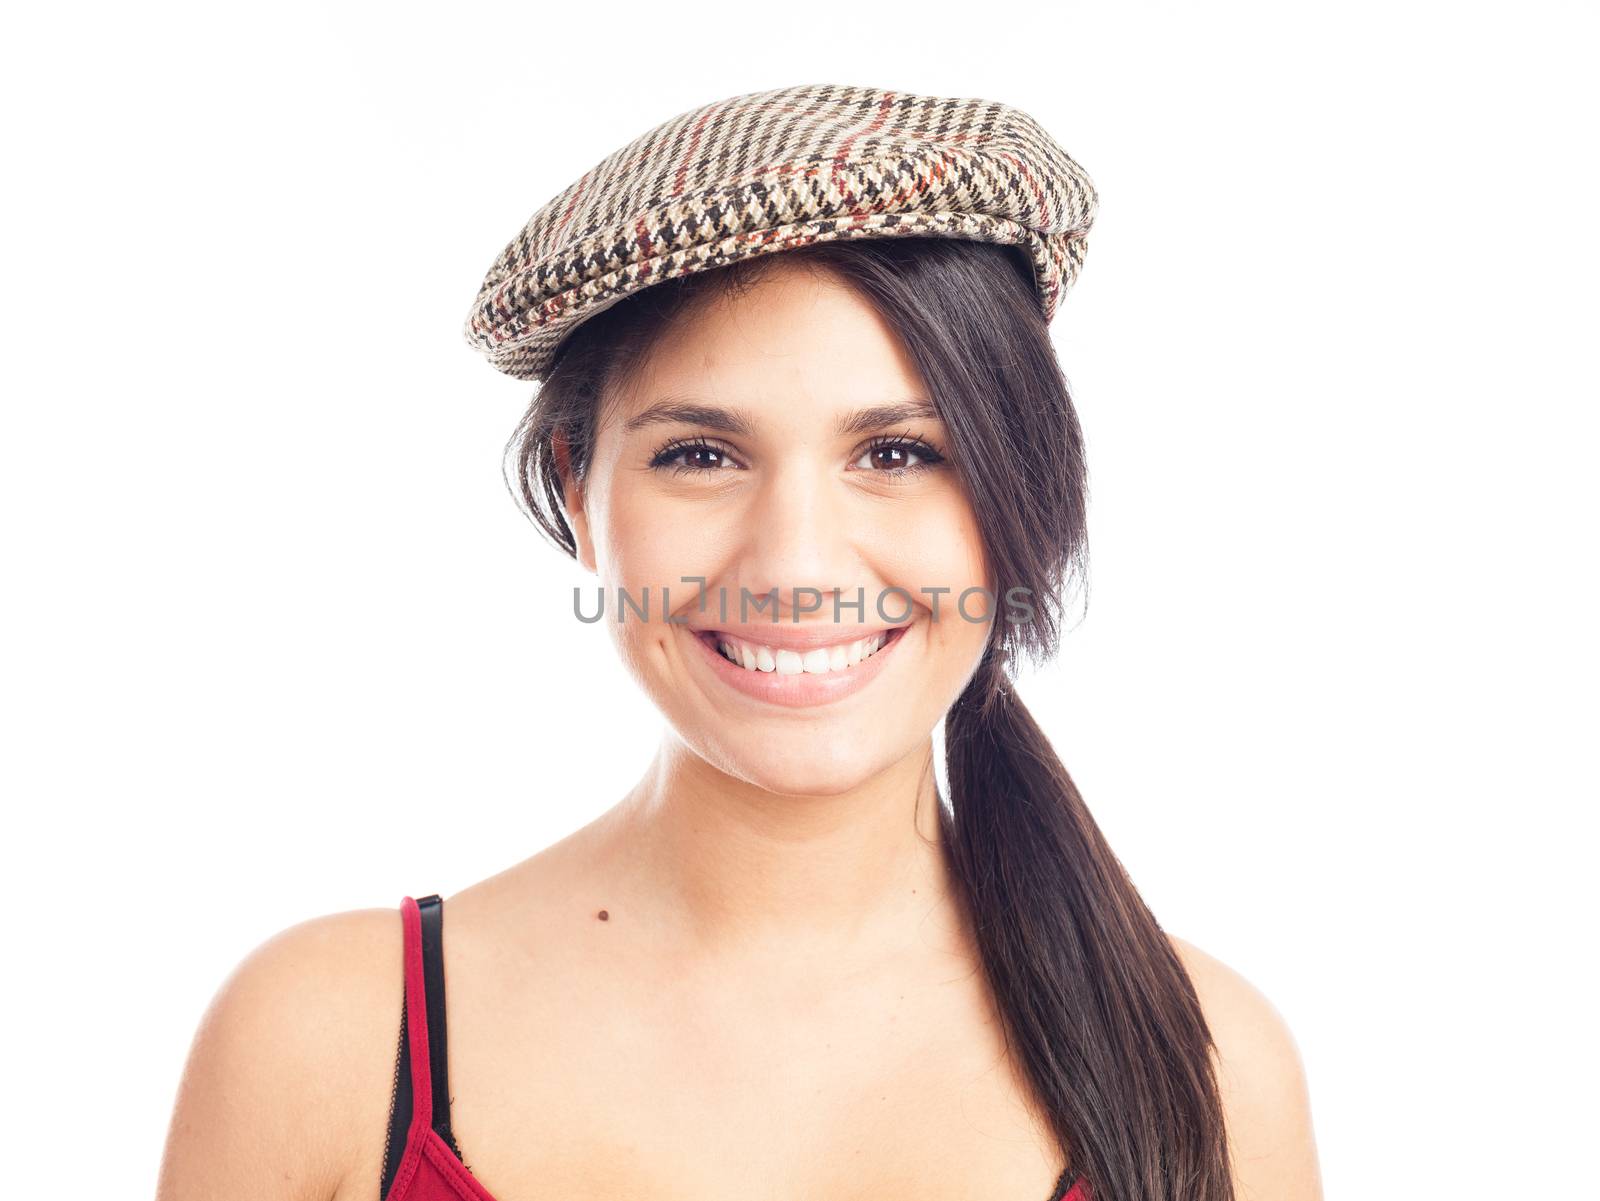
[687,624,909,709]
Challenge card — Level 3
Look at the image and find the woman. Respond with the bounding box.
[156,84,1321,1201]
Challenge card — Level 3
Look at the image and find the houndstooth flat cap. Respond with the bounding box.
[462,82,1098,383]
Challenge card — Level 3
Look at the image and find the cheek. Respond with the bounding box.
[594,487,701,666]
[598,485,704,592]
[873,493,993,616]
[845,493,994,692]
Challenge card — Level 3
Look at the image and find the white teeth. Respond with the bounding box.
[714,630,895,675]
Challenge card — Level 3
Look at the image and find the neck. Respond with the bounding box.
[600,732,965,965]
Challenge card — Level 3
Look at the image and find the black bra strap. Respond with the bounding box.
[379,895,463,1200]
[416,894,458,1153]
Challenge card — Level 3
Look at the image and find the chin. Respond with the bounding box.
[701,730,907,798]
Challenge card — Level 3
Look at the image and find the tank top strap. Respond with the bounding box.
[404,894,460,1146]
[383,894,465,1199]
[401,896,438,1132]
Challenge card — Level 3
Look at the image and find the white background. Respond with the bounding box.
[4,2,1595,1196]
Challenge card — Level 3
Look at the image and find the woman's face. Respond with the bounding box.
[566,259,994,796]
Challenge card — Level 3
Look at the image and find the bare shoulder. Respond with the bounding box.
[1167,934,1325,1201]
[155,906,405,1201]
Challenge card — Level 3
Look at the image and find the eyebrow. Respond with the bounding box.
[622,396,944,438]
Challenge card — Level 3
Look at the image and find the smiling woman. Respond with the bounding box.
[155,83,1321,1201]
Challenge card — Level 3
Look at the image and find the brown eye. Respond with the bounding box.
[865,444,915,470]
[682,446,728,469]
[649,436,740,475]
[852,434,946,476]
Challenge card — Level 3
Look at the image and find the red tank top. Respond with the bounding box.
[381,895,1088,1201]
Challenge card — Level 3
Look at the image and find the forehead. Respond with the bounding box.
[608,258,929,426]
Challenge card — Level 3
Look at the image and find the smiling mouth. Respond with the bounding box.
[695,626,907,676]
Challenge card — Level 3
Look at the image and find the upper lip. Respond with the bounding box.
[688,621,909,651]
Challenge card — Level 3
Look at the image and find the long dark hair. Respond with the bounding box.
[504,237,1234,1201]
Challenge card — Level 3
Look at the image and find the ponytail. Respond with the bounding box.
[942,650,1233,1200]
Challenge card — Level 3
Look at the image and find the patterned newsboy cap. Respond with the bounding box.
[461,82,1099,382]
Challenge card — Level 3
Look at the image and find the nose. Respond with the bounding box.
[732,458,860,622]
